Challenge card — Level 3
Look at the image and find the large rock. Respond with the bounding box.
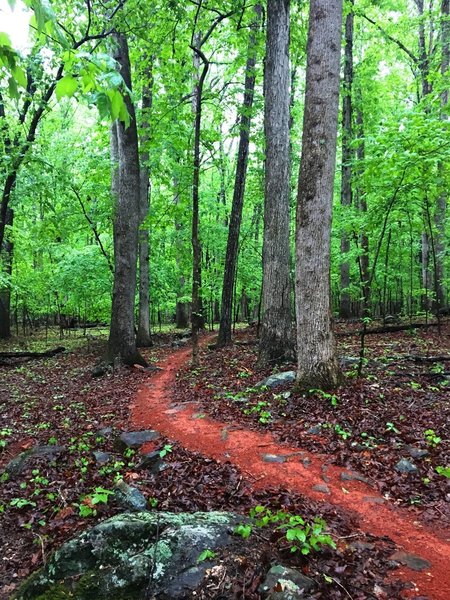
[256,371,296,389]
[5,445,66,478]
[114,430,160,451]
[15,511,242,600]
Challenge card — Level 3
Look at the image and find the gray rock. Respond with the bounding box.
[114,480,148,511]
[97,427,113,437]
[406,446,429,459]
[389,551,431,572]
[339,356,360,367]
[256,371,296,389]
[138,450,165,474]
[312,484,330,494]
[340,471,369,483]
[5,445,66,477]
[395,458,419,474]
[306,425,322,435]
[93,451,113,465]
[115,430,160,451]
[262,454,287,463]
[15,511,241,600]
[260,565,315,599]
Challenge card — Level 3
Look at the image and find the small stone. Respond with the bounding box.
[339,356,360,367]
[97,427,113,437]
[350,540,375,551]
[306,425,322,435]
[262,454,287,463]
[115,430,160,451]
[395,458,419,474]
[406,446,429,459]
[256,371,296,389]
[259,565,315,596]
[340,471,369,483]
[93,451,112,465]
[114,480,147,511]
[221,428,229,440]
[139,450,164,474]
[302,458,312,468]
[389,551,431,572]
[312,484,330,494]
[363,496,385,504]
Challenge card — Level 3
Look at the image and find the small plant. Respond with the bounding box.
[234,523,252,539]
[10,497,37,509]
[78,487,114,517]
[310,389,339,407]
[148,497,158,508]
[236,506,335,555]
[159,444,173,458]
[436,466,450,478]
[197,549,216,563]
[243,401,272,424]
[334,424,351,440]
[424,429,441,447]
[410,381,422,391]
[430,362,444,374]
[385,422,400,434]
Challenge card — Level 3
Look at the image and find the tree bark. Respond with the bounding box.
[106,33,146,366]
[136,64,153,348]
[339,2,354,319]
[258,0,293,366]
[0,208,13,339]
[435,0,449,310]
[295,0,343,390]
[218,4,262,347]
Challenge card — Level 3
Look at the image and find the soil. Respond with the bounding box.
[1,324,449,599]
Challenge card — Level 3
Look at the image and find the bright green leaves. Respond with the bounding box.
[0,32,27,99]
[55,74,78,100]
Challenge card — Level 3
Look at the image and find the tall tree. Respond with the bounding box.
[105,33,146,366]
[258,0,293,366]
[339,0,354,318]
[136,64,153,348]
[435,0,449,310]
[295,0,343,389]
[217,3,262,347]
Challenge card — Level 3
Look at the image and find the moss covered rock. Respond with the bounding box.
[15,511,240,600]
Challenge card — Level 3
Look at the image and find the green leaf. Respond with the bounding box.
[0,32,13,47]
[55,75,78,100]
[8,76,19,99]
[12,65,27,88]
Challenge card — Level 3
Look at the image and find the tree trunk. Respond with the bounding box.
[218,4,261,347]
[258,0,293,366]
[355,99,370,317]
[106,33,146,366]
[191,42,209,366]
[0,208,13,339]
[136,64,153,348]
[339,2,354,318]
[295,0,343,390]
[435,0,449,310]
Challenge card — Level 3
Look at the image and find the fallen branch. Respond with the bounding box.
[0,347,65,360]
[337,322,439,336]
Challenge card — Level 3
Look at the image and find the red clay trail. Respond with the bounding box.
[131,343,450,600]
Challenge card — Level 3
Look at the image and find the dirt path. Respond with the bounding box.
[131,343,450,600]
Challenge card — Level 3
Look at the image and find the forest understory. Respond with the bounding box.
[0,322,449,600]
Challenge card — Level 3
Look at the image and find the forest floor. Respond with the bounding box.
[0,322,449,599]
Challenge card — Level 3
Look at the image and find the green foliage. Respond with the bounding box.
[424,429,442,447]
[78,487,114,517]
[159,444,173,458]
[235,506,336,555]
[197,549,217,563]
[436,466,450,478]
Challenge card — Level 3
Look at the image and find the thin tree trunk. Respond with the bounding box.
[191,43,209,366]
[218,3,261,347]
[106,33,146,366]
[258,0,293,366]
[136,64,153,348]
[435,0,449,310]
[173,182,190,329]
[339,1,354,318]
[295,0,343,390]
[0,208,13,339]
